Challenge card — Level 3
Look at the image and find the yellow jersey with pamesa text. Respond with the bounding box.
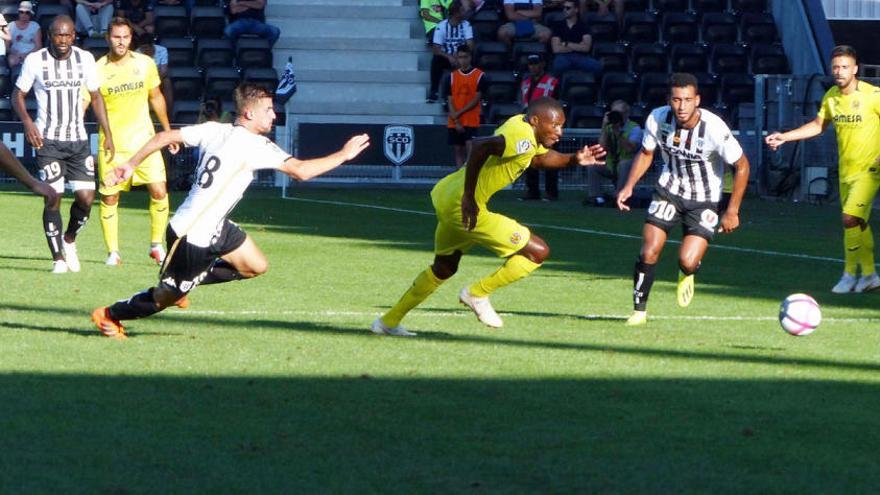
[817,80,880,180]
[96,51,161,151]
[432,115,549,212]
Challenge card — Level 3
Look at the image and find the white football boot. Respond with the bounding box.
[62,240,80,272]
[459,287,503,328]
[105,251,122,266]
[51,259,69,274]
[831,272,858,293]
[855,273,880,293]
[370,318,416,337]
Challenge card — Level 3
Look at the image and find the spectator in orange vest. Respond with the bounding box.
[445,44,486,168]
[519,53,560,201]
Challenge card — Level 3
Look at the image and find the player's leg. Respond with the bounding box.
[841,176,880,292]
[675,198,719,307]
[835,179,862,293]
[628,223,668,325]
[145,181,170,264]
[97,145,126,264]
[36,144,67,269]
[61,144,97,273]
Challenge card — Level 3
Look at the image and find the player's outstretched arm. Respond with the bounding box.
[532,144,606,169]
[461,135,505,231]
[616,147,654,212]
[106,129,185,186]
[0,143,57,202]
[281,134,370,181]
[765,116,827,151]
[720,153,750,233]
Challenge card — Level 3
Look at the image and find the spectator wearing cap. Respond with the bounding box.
[427,0,473,103]
[549,0,601,78]
[497,0,551,47]
[519,53,560,201]
[7,1,40,68]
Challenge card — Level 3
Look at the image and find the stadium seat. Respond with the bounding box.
[168,67,204,100]
[196,38,235,69]
[190,6,226,38]
[482,70,519,105]
[600,72,638,104]
[628,104,648,126]
[720,73,755,105]
[204,67,241,101]
[0,99,14,121]
[711,43,749,75]
[592,42,628,73]
[623,0,649,12]
[543,10,565,26]
[235,38,272,69]
[242,67,278,92]
[162,37,195,67]
[621,12,658,43]
[567,105,605,129]
[630,43,667,74]
[470,8,501,41]
[487,103,521,125]
[638,72,668,109]
[740,13,778,44]
[154,5,189,38]
[194,0,220,6]
[731,0,767,13]
[0,66,11,98]
[751,43,789,74]
[661,12,698,44]
[35,4,68,34]
[694,72,719,107]
[559,70,599,106]
[692,0,727,13]
[585,13,618,43]
[474,41,509,71]
[701,12,738,44]
[172,100,201,125]
[511,41,546,73]
[653,0,688,12]
[82,37,108,61]
[670,43,708,72]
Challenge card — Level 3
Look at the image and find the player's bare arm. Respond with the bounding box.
[108,129,184,185]
[461,135,505,231]
[281,133,370,181]
[532,144,606,169]
[720,153,750,233]
[89,90,115,162]
[148,86,179,154]
[12,88,42,149]
[616,147,655,211]
[765,116,828,150]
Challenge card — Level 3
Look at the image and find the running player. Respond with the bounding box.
[372,97,605,336]
[617,72,750,326]
[91,83,369,339]
[766,45,880,293]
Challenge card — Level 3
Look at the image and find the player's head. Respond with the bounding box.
[107,17,134,59]
[455,45,472,70]
[48,15,75,58]
[235,83,276,134]
[526,97,565,147]
[830,45,858,89]
[668,72,700,125]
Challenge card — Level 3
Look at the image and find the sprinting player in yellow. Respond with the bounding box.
[766,45,880,293]
[97,17,177,266]
[371,97,605,336]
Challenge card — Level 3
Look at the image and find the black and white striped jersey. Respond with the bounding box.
[16,47,99,142]
[642,106,743,203]
[432,19,473,55]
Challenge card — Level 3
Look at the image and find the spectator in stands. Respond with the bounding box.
[198,95,232,123]
[7,2,41,68]
[497,0,551,47]
[75,0,114,37]
[519,53,559,201]
[0,14,10,64]
[224,0,281,48]
[420,0,450,43]
[117,0,154,39]
[427,0,474,103]
[153,0,194,16]
[444,45,485,168]
[585,99,641,206]
[137,37,172,114]
[550,0,600,77]
[580,0,622,22]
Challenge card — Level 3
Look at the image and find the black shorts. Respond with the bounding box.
[36,139,94,188]
[644,187,720,241]
[448,127,477,146]
[159,220,248,294]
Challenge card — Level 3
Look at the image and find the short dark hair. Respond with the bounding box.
[234,83,274,113]
[448,0,463,16]
[831,45,858,64]
[669,72,698,94]
[526,96,563,118]
[108,16,134,36]
[456,44,471,55]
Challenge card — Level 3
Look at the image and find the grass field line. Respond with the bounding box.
[177,308,879,323]
[283,196,841,264]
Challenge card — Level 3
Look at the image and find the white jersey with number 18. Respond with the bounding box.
[171,122,292,247]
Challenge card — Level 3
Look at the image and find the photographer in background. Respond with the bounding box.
[198,96,232,124]
[585,99,642,206]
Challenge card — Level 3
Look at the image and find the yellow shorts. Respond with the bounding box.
[98,149,166,195]
[433,207,531,258]
[840,173,880,221]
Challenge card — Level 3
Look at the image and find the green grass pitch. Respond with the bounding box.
[0,185,878,493]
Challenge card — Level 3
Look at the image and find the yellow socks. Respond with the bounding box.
[382,267,444,328]
[99,200,119,253]
[149,196,170,245]
[861,225,875,276]
[844,226,862,276]
[469,254,541,298]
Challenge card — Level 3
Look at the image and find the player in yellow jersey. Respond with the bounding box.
[371,97,606,336]
[766,45,880,293]
[97,17,178,266]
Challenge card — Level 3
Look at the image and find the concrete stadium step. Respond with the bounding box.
[274,50,420,71]
[296,69,428,84]
[295,81,425,103]
[273,0,406,6]
[275,37,427,52]
[268,4,415,19]
[279,19,412,39]
[289,101,445,116]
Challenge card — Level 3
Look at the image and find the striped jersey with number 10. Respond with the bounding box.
[642,106,744,203]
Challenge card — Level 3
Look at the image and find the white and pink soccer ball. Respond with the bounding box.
[779,293,822,336]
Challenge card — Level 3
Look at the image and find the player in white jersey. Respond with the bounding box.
[13,15,115,274]
[616,73,750,326]
[91,83,370,339]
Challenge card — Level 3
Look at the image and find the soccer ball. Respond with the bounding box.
[778,293,821,336]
